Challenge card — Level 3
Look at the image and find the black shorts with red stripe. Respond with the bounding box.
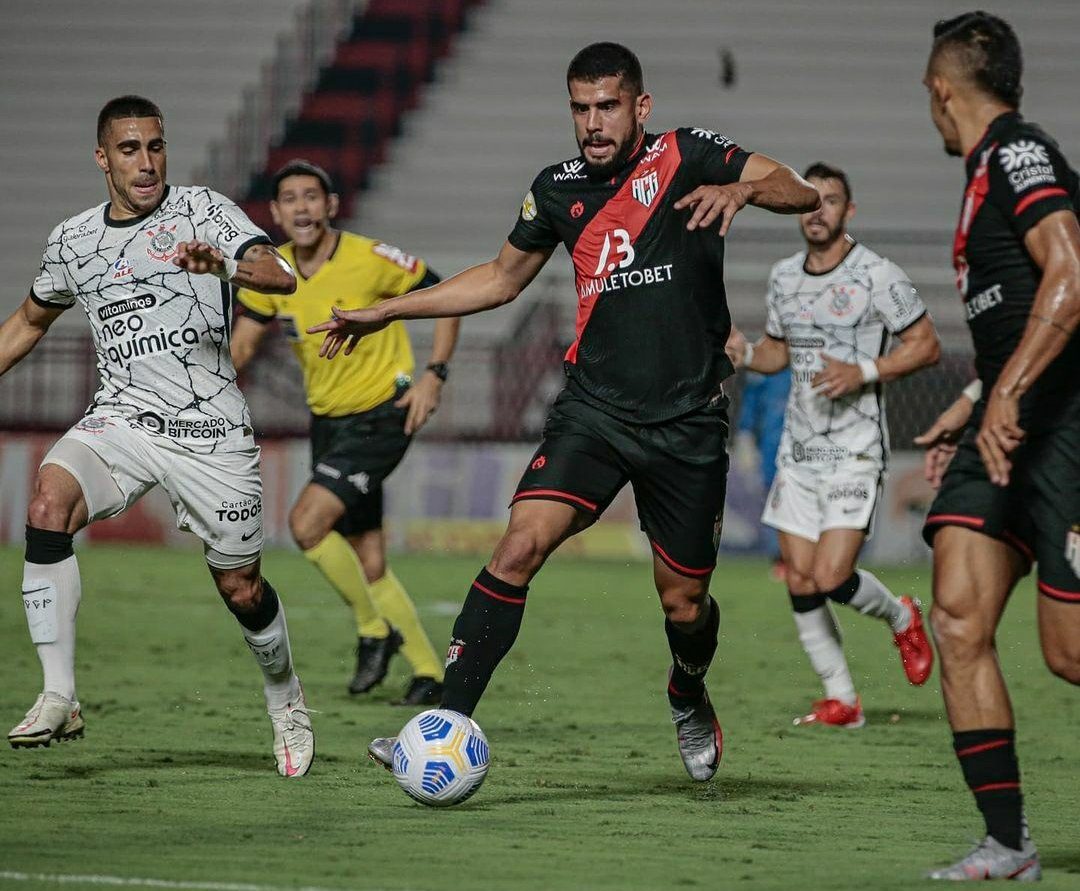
[513,383,729,578]
[922,416,1080,602]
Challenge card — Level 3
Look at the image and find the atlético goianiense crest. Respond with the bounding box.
[632,169,659,208]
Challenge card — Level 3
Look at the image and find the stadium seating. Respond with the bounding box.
[0,0,311,323]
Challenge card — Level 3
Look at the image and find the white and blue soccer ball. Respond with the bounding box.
[391,709,490,807]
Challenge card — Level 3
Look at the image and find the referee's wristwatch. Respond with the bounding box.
[425,362,450,382]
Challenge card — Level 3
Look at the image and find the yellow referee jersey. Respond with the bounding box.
[236,232,428,417]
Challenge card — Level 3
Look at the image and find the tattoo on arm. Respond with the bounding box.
[1031,313,1072,336]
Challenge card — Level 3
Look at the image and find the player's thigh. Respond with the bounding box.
[777,530,819,594]
[512,388,628,517]
[40,417,158,527]
[630,400,729,579]
[762,464,821,544]
[161,445,264,569]
[931,526,1024,652]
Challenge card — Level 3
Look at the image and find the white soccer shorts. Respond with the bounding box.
[761,461,883,543]
[42,414,263,567]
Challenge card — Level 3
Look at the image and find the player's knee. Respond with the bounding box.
[215,570,261,612]
[489,530,547,582]
[659,581,708,626]
[1043,646,1080,686]
[811,564,852,594]
[27,480,78,533]
[785,566,817,595]
[930,602,989,662]
[289,505,328,552]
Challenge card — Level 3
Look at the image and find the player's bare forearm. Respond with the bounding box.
[376,243,552,323]
[234,244,296,295]
[740,154,820,215]
[875,315,940,383]
[994,211,1080,400]
[0,296,63,377]
[229,315,268,374]
[746,335,789,373]
[428,316,461,365]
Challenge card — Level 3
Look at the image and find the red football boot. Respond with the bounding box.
[793,697,865,729]
[894,596,933,686]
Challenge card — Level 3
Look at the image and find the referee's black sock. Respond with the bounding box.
[953,728,1024,851]
[440,568,528,717]
[666,596,719,707]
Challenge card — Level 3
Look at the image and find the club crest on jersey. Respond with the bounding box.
[829,286,856,317]
[111,258,134,280]
[632,169,660,208]
[144,223,178,262]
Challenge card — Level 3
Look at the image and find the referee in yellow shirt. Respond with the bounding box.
[232,161,459,705]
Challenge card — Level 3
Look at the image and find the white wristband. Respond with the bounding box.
[857,359,880,383]
[962,379,983,403]
[213,257,239,282]
[743,341,755,368]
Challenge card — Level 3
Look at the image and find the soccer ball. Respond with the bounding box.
[391,709,490,807]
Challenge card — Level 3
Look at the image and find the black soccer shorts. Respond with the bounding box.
[513,385,730,577]
[923,417,1080,602]
[309,394,411,536]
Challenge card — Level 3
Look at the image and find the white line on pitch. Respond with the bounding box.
[0,871,417,891]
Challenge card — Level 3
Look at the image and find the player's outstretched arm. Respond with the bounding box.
[978,210,1080,485]
[675,154,818,236]
[173,242,296,295]
[308,241,553,359]
[0,295,65,377]
[728,326,789,374]
[874,315,941,382]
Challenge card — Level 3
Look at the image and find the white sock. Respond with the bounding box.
[22,555,81,702]
[848,569,909,632]
[792,601,857,705]
[242,596,300,711]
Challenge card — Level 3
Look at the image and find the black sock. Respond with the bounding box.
[666,596,719,707]
[440,568,528,717]
[953,728,1023,850]
[789,592,827,613]
[821,574,859,605]
[229,578,280,632]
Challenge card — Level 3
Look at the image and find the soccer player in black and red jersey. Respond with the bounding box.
[311,43,818,782]
[914,13,1080,881]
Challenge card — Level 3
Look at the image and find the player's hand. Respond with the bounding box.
[396,372,443,435]
[725,327,748,369]
[173,241,227,276]
[975,389,1025,487]
[913,395,973,489]
[673,182,753,237]
[307,306,389,359]
[812,353,864,399]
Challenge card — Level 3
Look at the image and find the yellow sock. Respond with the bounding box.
[369,569,444,680]
[303,531,389,639]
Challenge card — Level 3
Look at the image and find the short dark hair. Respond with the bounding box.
[272,159,334,198]
[97,95,163,145]
[931,11,1022,107]
[566,42,644,96]
[803,162,852,203]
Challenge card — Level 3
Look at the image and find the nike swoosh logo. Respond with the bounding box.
[283,743,300,777]
[77,257,95,269]
[21,587,51,596]
[241,530,258,542]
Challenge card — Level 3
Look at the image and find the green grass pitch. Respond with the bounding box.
[0,546,1077,890]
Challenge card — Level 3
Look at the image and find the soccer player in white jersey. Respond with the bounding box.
[728,163,940,727]
[0,96,314,776]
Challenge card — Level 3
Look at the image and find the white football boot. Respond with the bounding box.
[267,684,314,778]
[367,736,395,771]
[8,692,84,748]
[927,834,1041,881]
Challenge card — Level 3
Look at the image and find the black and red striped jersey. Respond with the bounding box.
[508,127,751,424]
[954,111,1080,425]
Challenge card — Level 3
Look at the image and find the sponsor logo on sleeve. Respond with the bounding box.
[570,201,585,219]
[999,141,1058,192]
[689,127,737,150]
[372,242,418,273]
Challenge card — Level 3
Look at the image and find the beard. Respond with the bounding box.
[801,218,845,246]
[579,131,640,179]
